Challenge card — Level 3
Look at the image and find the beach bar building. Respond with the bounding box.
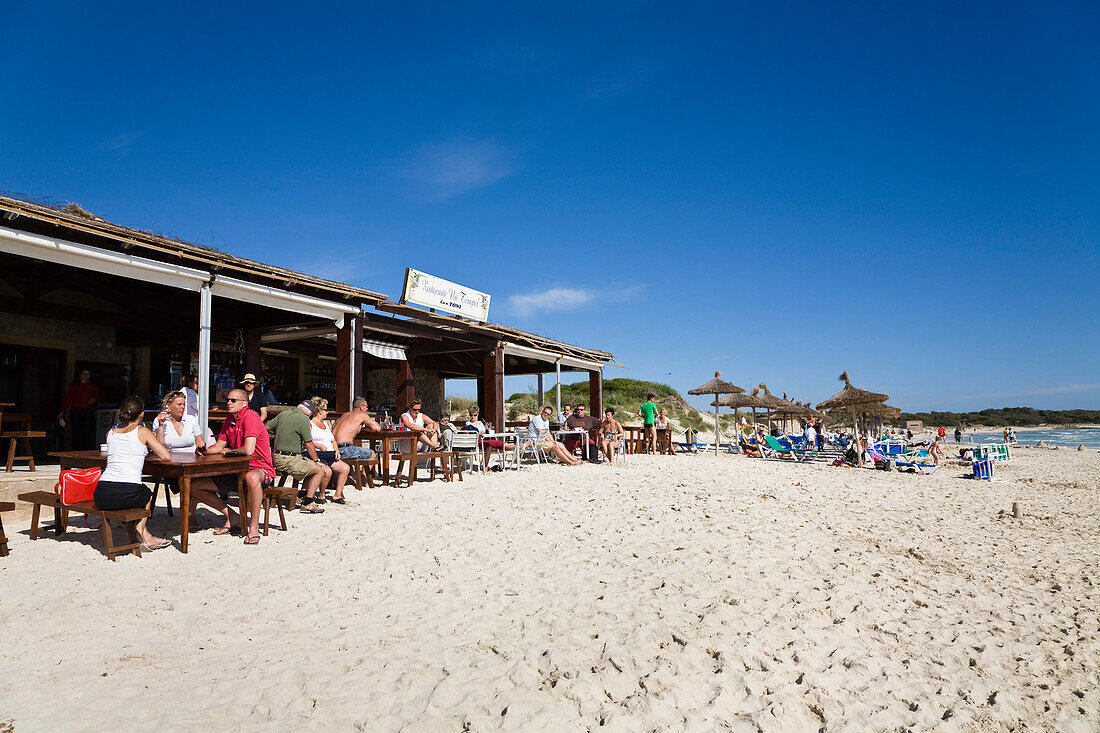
[0,195,612,456]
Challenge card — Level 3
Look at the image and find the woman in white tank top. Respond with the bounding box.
[94,396,174,550]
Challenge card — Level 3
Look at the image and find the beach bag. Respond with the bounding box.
[54,467,102,505]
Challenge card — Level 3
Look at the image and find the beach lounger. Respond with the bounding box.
[762,435,817,461]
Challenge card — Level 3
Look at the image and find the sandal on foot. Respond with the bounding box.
[213,526,233,535]
[243,534,260,545]
[330,497,347,505]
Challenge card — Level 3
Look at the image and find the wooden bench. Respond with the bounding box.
[0,501,14,557]
[3,430,46,472]
[18,490,149,561]
[392,451,462,487]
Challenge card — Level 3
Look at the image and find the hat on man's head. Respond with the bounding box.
[297,400,318,416]
[241,373,258,384]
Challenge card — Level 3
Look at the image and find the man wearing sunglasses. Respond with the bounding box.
[399,399,439,451]
[193,388,276,544]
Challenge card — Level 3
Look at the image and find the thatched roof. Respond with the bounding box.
[753,383,788,409]
[0,193,387,304]
[712,392,767,408]
[816,372,889,410]
[688,371,743,396]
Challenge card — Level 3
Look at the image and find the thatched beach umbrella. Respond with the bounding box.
[770,395,811,434]
[754,383,788,431]
[816,372,889,466]
[689,371,743,455]
[712,390,768,434]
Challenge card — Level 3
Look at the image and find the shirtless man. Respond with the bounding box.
[333,396,381,460]
[401,399,439,451]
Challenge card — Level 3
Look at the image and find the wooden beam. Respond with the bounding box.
[396,357,415,415]
[589,369,603,417]
[483,345,504,430]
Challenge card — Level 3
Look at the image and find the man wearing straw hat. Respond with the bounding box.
[240,373,269,421]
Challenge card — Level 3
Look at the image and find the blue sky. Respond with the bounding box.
[3,2,1098,412]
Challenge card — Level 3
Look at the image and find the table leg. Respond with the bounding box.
[237,471,247,535]
[381,437,392,486]
[179,476,191,553]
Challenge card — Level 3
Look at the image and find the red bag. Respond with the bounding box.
[55,467,102,505]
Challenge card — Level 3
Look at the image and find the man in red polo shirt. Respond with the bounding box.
[192,388,276,545]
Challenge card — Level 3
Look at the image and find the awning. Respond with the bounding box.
[363,338,407,361]
[502,342,603,371]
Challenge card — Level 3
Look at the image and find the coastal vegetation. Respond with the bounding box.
[899,407,1100,428]
[505,378,742,430]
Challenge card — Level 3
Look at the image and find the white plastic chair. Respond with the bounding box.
[449,431,482,472]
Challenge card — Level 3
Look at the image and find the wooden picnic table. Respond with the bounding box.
[622,426,675,455]
[355,429,421,486]
[49,450,252,553]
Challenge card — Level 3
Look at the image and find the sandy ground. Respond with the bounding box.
[1,447,1098,732]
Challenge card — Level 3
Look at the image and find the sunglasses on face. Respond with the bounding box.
[227,397,244,403]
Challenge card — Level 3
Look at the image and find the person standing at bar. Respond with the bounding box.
[240,373,269,421]
[58,368,99,450]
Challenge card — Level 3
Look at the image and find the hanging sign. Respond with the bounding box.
[400,268,491,321]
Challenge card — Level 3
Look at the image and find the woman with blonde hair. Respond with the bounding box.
[308,396,351,504]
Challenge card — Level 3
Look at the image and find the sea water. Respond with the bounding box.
[966,427,1100,450]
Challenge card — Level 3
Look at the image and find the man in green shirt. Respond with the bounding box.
[639,393,658,454]
[267,400,326,513]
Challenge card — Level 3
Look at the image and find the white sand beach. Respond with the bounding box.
[1,447,1098,731]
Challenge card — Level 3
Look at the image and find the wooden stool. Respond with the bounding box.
[3,430,46,472]
[346,457,378,490]
[0,501,14,557]
[261,485,297,536]
[393,451,462,487]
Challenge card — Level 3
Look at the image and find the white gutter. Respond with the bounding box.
[0,225,208,292]
[502,342,603,371]
[212,276,358,326]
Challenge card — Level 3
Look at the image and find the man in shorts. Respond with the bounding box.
[267,400,326,513]
[195,388,277,545]
[332,396,381,460]
[639,393,658,454]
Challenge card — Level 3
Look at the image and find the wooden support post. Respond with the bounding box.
[245,330,262,378]
[537,373,544,409]
[483,345,504,429]
[396,355,415,416]
[335,314,362,412]
[588,369,602,416]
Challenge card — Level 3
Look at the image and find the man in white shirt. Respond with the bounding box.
[804,419,818,450]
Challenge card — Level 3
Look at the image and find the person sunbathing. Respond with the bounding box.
[739,430,762,458]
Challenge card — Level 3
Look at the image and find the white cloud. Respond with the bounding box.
[399,137,514,202]
[508,287,593,317]
[506,283,646,317]
[102,131,143,158]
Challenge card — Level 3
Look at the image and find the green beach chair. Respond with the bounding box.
[762,435,817,461]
